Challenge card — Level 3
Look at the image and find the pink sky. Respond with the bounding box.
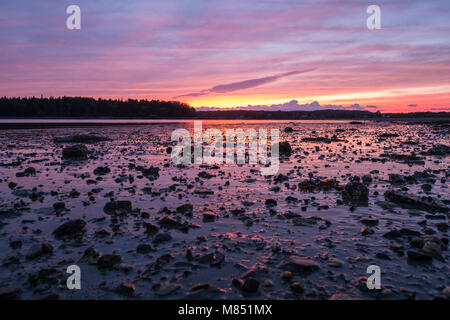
[1,0,449,113]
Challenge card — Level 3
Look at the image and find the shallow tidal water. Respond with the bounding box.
[0,120,448,300]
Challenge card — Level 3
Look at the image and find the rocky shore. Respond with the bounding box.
[0,120,448,300]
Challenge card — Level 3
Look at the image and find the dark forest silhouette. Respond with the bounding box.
[0,97,196,119]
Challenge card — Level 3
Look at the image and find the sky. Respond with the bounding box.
[0,0,449,112]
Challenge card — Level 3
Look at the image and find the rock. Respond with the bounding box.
[194,188,214,195]
[143,223,159,235]
[62,144,89,159]
[278,141,292,157]
[360,216,379,226]
[421,184,432,192]
[8,182,17,189]
[16,167,36,177]
[176,204,193,215]
[422,239,442,255]
[423,144,450,156]
[211,252,225,267]
[329,293,361,300]
[115,282,136,296]
[9,239,22,249]
[265,199,277,207]
[361,227,374,236]
[384,190,449,213]
[158,216,188,230]
[152,232,172,244]
[136,243,153,254]
[93,167,111,175]
[202,211,218,222]
[290,281,305,293]
[409,237,425,248]
[362,175,373,184]
[241,278,259,293]
[155,283,182,296]
[197,252,225,267]
[381,153,424,164]
[327,258,344,268]
[280,270,293,281]
[389,243,404,253]
[103,200,133,215]
[278,256,320,275]
[28,292,56,300]
[342,182,369,205]
[264,279,274,287]
[26,242,53,260]
[137,166,160,180]
[184,283,225,300]
[98,254,122,269]
[52,202,66,212]
[198,171,216,179]
[54,135,109,144]
[95,229,110,238]
[242,263,269,279]
[376,252,391,260]
[436,222,448,232]
[284,127,294,133]
[232,278,243,288]
[383,228,421,239]
[379,133,399,138]
[376,201,397,210]
[0,285,22,300]
[28,268,63,286]
[389,174,406,185]
[407,250,433,263]
[79,247,101,264]
[52,219,86,240]
[443,286,450,298]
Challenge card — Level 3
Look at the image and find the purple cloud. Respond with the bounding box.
[174,69,316,98]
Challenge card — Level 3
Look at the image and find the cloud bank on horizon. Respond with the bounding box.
[0,0,449,112]
[196,100,369,112]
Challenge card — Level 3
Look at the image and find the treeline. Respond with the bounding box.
[0,97,196,118]
[384,112,450,118]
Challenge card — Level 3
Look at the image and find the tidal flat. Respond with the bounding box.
[0,120,448,300]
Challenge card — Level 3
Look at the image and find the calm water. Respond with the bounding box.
[0,119,362,124]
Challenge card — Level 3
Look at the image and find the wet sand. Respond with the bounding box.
[0,120,448,300]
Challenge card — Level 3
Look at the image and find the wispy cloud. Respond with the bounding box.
[174,69,316,98]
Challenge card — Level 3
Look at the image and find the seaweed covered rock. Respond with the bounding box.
[384,190,449,213]
[342,182,369,205]
[52,219,87,240]
[62,144,89,159]
[278,141,292,157]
